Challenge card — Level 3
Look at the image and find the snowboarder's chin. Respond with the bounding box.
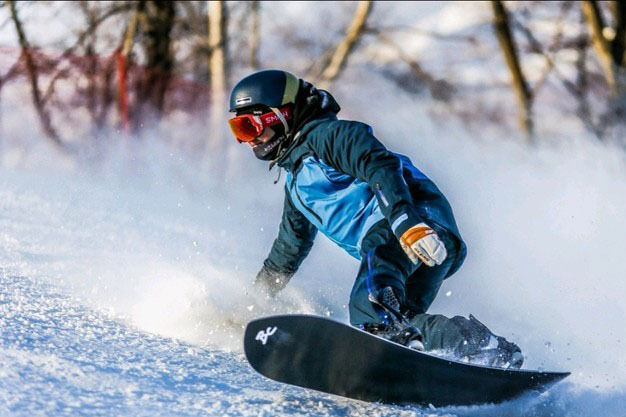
[252,137,282,161]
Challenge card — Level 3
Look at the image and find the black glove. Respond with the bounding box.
[254,264,294,297]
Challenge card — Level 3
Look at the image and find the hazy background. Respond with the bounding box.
[1,1,625,416]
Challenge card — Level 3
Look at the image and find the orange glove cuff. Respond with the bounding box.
[400,225,435,246]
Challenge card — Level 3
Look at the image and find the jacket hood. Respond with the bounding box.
[270,81,340,168]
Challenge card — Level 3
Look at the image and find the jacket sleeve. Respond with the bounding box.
[309,120,423,239]
[262,188,318,286]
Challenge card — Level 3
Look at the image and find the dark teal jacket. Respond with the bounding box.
[264,115,466,278]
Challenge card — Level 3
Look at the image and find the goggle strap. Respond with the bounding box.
[270,107,290,133]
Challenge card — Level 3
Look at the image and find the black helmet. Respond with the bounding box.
[229,69,300,112]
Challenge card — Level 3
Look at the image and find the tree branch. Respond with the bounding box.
[372,24,478,45]
[40,3,134,106]
[491,0,533,140]
[368,27,454,102]
[318,1,372,87]
[8,0,65,149]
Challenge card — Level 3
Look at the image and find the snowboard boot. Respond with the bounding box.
[460,315,524,369]
[364,286,425,351]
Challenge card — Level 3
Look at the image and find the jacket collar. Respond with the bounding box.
[275,113,337,172]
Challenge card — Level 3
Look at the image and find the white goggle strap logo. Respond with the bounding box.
[270,107,290,133]
[252,114,263,131]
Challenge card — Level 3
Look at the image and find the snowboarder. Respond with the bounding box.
[228,69,523,368]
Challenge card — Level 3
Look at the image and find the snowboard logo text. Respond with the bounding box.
[255,326,277,345]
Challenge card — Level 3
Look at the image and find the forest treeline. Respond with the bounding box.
[0,1,625,153]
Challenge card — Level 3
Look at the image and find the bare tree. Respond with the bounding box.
[78,2,100,128]
[317,1,372,88]
[7,0,64,149]
[135,0,176,122]
[570,30,604,138]
[93,53,118,132]
[580,0,626,140]
[491,0,533,141]
[249,1,260,70]
[582,0,626,97]
[207,0,228,150]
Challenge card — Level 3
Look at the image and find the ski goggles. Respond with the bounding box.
[228,106,292,143]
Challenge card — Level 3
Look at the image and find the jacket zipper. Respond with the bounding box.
[375,184,389,207]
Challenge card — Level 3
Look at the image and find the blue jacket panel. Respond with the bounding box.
[286,155,385,259]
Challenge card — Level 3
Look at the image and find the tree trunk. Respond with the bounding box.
[208,0,228,151]
[491,0,533,141]
[96,53,117,131]
[8,0,64,149]
[249,1,260,70]
[582,0,617,93]
[136,0,176,121]
[116,6,140,135]
[318,1,372,88]
[582,0,626,97]
[609,1,626,67]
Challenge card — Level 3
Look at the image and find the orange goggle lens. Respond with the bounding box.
[228,106,292,143]
[228,115,262,143]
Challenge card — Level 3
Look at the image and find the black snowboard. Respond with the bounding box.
[244,314,569,406]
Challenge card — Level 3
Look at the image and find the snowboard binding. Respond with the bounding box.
[365,286,425,351]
